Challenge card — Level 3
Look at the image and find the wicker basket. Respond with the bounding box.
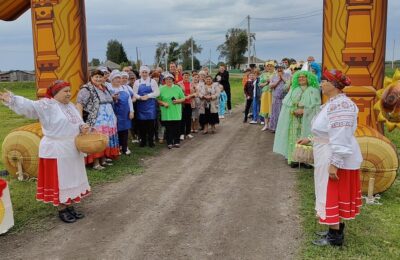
[292,144,314,164]
[75,132,109,154]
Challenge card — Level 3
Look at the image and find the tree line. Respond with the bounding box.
[90,28,250,70]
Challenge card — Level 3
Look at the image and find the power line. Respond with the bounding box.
[253,12,322,21]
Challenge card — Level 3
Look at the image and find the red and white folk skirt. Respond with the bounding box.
[37,158,90,207]
[319,169,362,225]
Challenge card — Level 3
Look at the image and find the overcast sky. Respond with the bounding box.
[1,0,400,70]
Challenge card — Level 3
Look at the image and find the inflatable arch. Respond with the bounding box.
[0,0,399,194]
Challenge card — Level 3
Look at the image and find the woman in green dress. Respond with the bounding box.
[273,70,321,167]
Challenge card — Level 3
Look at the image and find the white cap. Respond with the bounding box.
[109,70,122,81]
[121,71,129,78]
[139,65,150,73]
[163,72,174,80]
[97,66,109,73]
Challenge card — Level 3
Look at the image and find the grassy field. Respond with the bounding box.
[0,79,244,233]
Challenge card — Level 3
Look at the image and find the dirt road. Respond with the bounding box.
[1,109,301,260]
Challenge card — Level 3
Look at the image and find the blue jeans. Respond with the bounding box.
[252,98,261,121]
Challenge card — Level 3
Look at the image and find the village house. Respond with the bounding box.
[0,70,35,82]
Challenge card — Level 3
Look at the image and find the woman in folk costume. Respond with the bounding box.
[107,70,134,155]
[268,64,291,132]
[273,70,321,167]
[77,70,120,170]
[260,60,276,131]
[297,69,362,247]
[132,65,160,147]
[0,179,14,233]
[0,81,91,223]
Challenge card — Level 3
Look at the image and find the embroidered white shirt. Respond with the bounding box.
[311,94,363,169]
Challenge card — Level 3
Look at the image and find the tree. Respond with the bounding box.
[90,58,100,67]
[154,41,181,69]
[180,37,202,70]
[154,42,168,68]
[168,42,180,64]
[193,57,201,70]
[106,39,128,64]
[217,28,248,69]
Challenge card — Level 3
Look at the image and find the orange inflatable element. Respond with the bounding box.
[323,0,398,194]
[0,0,88,101]
[374,69,400,131]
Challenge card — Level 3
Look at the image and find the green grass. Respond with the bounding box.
[230,77,245,108]
[298,168,400,259]
[0,78,244,233]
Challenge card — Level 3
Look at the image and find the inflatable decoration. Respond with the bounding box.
[323,0,398,195]
[355,125,399,194]
[1,123,42,180]
[374,69,400,131]
[0,179,14,234]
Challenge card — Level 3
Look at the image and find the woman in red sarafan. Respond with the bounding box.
[0,81,91,224]
[297,68,363,247]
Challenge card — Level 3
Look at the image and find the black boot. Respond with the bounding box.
[313,228,344,247]
[290,162,300,168]
[315,222,345,237]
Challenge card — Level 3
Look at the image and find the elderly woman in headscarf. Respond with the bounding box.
[1,81,91,223]
[297,69,362,247]
[107,70,134,155]
[273,70,321,167]
[260,60,276,131]
[77,70,120,170]
[132,65,160,147]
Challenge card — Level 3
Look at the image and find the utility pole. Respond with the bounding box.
[253,41,256,64]
[209,49,212,72]
[392,39,395,69]
[247,15,251,68]
[136,47,139,69]
[191,37,194,71]
[165,47,168,72]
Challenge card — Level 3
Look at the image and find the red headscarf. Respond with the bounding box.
[0,179,7,198]
[322,68,351,89]
[46,80,71,98]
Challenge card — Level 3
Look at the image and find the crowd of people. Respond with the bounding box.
[76,62,232,166]
[0,56,363,248]
[242,56,362,247]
